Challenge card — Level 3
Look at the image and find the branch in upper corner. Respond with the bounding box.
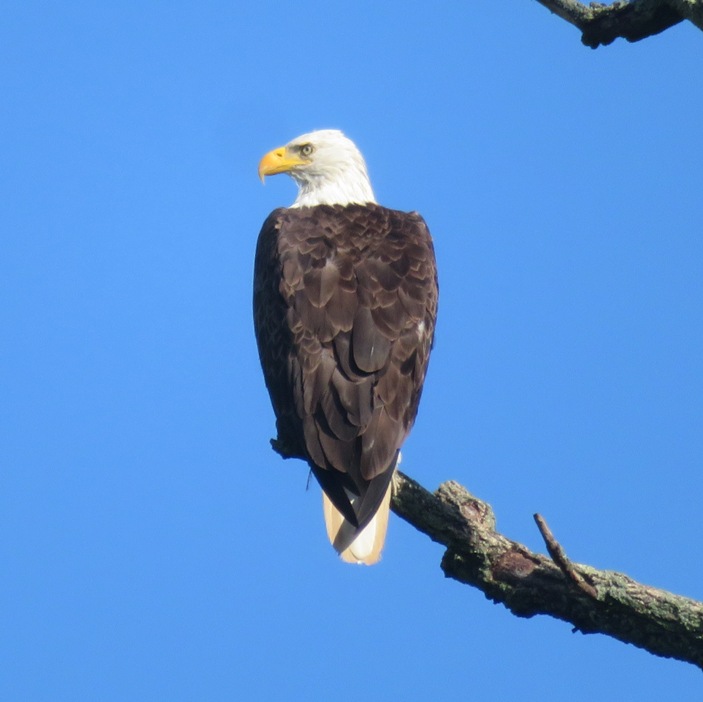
[535,0,686,48]
[390,470,703,669]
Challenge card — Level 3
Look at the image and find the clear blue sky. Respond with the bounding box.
[2,3,701,699]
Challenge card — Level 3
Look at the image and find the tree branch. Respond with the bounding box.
[533,0,703,48]
[391,470,703,669]
[271,438,703,667]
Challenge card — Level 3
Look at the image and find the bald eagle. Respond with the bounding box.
[254,130,438,564]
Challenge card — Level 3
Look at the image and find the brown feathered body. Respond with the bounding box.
[253,202,438,561]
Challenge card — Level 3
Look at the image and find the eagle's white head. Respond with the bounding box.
[258,129,376,208]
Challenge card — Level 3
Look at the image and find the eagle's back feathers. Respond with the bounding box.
[254,203,437,563]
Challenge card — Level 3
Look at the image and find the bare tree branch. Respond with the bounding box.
[271,438,703,667]
[391,470,703,669]
[534,0,703,48]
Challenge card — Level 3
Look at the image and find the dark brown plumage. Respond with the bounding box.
[253,202,438,549]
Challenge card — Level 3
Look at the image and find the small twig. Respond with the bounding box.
[534,513,598,597]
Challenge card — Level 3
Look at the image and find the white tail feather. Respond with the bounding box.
[322,484,392,565]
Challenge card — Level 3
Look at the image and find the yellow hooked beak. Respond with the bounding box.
[258,147,307,182]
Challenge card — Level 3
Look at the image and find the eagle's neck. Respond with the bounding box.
[290,163,376,208]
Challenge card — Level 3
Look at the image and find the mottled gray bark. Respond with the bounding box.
[391,471,703,669]
[534,0,703,48]
[272,435,703,667]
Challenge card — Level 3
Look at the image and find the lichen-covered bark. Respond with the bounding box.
[534,0,703,48]
[391,471,703,669]
[271,434,703,667]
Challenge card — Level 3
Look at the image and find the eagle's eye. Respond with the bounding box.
[300,143,314,157]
